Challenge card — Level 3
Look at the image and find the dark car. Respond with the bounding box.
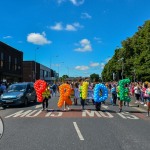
[0,82,37,109]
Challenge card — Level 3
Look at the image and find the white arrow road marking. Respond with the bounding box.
[35,104,42,109]
[73,122,84,141]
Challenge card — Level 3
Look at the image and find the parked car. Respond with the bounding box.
[0,82,37,108]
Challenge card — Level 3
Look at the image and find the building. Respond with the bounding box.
[0,41,23,83]
[23,61,58,83]
[23,61,40,82]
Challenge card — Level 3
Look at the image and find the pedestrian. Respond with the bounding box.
[134,83,141,103]
[124,84,130,107]
[143,83,148,106]
[145,83,150,116]
[111,84,117,105]
[42,83,51,111]
[79,79,85,110]
[116,84,122,112]
[73,82,79,105]
[52,82,57,97]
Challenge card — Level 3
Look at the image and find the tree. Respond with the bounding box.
[90,73,99,82]
[102,20,150,82]
[62,75,69,80]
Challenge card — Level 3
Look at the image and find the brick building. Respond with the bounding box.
[0,41,23,83]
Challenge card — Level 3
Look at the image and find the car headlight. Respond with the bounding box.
[16,93,24,98]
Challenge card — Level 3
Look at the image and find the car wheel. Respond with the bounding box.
[24,98,28,107]
[2,106,6,109]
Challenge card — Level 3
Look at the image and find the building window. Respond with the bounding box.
[0,52,4,68]
[15,58,17,70]
[9,56,11,70]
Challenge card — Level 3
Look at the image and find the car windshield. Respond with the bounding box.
[7,84,27,92]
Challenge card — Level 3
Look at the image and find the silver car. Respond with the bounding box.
[0,82,37,109]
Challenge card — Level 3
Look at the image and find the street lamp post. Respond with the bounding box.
[50,55,59,82]
[58,62,64,78]
[118,57,124,79]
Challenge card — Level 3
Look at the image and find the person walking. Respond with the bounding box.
[145,83,150,116]
[111,84,117,105]
[79,79,85,110]
[134,83,141,103]
[42,84,51,111]
[116,84,122,112]
[73,82,79,105]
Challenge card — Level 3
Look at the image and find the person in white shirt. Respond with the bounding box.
[134,83,141,103]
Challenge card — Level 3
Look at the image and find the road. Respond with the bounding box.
[0,94,150,150]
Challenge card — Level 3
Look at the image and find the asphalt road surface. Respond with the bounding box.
[0,94,150,150]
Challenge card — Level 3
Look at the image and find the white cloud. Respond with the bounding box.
[75,65,89,71]
[27,32,52,45]
[65,24,76,31]
[81,13,92,19]
[73,22,84,28]
[75,39,92,52]
[50,22,63,31]
[90,62,100,67]
[100,63,105,69]
[3,36,12,39]
[70,0,84,6]
[94,37,102,43]
[49,22,83,31]
[57,0,66,4]
[105,57,111,62]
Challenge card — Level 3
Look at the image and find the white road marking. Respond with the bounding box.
[35,104,42,109]
[117,112,139,119]
[73,122,84,141]
[102,105,108,109]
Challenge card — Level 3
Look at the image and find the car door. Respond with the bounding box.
[29,83,36,101]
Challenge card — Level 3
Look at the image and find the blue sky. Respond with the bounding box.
[0,0,150,77]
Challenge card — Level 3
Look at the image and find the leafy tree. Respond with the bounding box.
[90,73,99,82]
[102,20,150,82]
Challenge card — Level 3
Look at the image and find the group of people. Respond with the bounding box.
[109,81,150,116]
[42,80,150,116]
[1,79,150,117]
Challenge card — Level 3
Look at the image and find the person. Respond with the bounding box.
[73,82,79,105]
[145,83,150,117]
[63,82,72,111]
[79,79,85,110]
[52,82,57,97]
[124,84,130,107]
[134,83,141,103]
[42,84,51,111]
[111,84,117,105]
[0,83,3,95]
[143,84,148,106]
[116,84,122,112]
[1,83,6,93]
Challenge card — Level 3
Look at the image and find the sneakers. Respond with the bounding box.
[140,102,144,105]
[135,101,138,104]
[144,104,147,107]
[119,109,122,113]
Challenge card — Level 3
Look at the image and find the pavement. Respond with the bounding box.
[0,93,150,150]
